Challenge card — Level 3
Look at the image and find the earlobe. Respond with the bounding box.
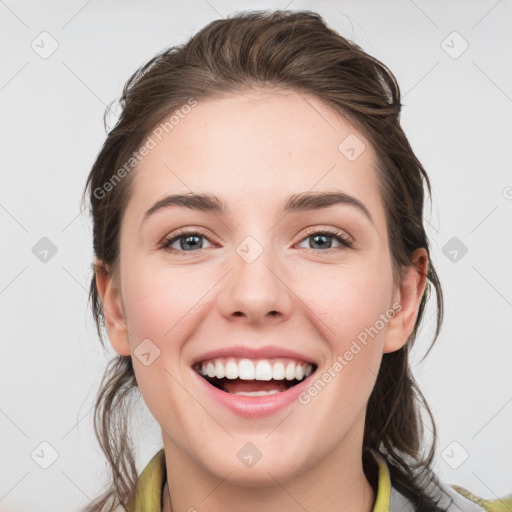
[382,248,429,354]
[94,259,131,356]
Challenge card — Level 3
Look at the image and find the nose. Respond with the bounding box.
[217,240,294,325]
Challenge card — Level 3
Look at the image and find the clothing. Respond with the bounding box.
[119,448,512,512]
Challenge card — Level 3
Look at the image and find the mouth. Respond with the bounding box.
[192,357,318,396]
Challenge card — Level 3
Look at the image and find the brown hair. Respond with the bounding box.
[81,10,444,511]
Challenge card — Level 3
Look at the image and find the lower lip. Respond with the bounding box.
[192,368,316,418]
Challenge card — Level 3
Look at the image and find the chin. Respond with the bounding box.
[202,450,310,487]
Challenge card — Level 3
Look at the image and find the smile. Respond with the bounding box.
[193,357,317,396]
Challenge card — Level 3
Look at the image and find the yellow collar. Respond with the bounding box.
[125,448,392,512]
[124,448,511,512]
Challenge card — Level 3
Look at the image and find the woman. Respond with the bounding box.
[81,10,511,512]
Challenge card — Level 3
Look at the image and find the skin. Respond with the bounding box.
[96,89,428,512]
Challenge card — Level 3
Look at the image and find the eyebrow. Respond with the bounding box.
[141,191,374,227]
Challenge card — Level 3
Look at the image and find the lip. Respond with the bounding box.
[190,344,317,367]
[191,364,317,418]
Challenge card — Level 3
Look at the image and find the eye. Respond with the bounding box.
[297,228,353,252]
[160,228,214,254]
[159,227,354,255]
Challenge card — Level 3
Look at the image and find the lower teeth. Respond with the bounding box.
[232,390,281,396]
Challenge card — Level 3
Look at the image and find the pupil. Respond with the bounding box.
[312,234,331,250]
[181,235,202,250]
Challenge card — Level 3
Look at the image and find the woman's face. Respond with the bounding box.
[99,89,425,485]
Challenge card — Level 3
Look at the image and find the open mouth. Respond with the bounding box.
[193,358,318,396]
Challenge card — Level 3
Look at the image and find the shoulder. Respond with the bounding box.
[390,477,512,512]
[423,475,512,512]
[369,449,511,512]
[450,484,512,512]
[386,462,511,512]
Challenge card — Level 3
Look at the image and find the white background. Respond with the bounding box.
[1,1,511,511]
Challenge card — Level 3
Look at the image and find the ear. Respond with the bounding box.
[383,248,429,354]
[94,259,131,356]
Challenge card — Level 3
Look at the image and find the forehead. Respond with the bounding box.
[126,89,385,226]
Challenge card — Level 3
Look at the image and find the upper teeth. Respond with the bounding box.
[195,357,314,381]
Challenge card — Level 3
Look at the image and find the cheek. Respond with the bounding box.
[307,260,393,344]
[119,265,203,423]
[302,264,391,417]
[121,258,207,344]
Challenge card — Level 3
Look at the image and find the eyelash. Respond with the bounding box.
[159,227,354,255]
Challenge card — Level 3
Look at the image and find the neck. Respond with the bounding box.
[163,474,375,512]
[161,418,377,512]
